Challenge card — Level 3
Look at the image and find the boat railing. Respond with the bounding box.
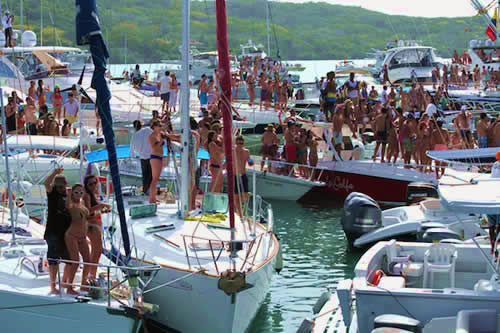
[251,158,326,183]
[49,257,162,308]
[180,230,270,274]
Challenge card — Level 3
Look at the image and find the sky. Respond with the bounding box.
[275,0,480,18]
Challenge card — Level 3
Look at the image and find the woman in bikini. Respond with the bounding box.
[148,120,166,203]
[64,184,91,295]
[208,130,224,193]
[50,86,63,123]
[83,175,111,281]
[246,74,255,107]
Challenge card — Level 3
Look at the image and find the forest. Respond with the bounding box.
[4,0,490,63]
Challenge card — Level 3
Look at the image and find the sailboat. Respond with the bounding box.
[77,0,280,332]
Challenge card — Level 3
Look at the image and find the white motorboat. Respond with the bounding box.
[239,40,267,59]
[308,168,500,333]
[343,194,486,248]
[379,45,440,83]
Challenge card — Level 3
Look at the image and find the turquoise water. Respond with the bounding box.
[249,200,363,333]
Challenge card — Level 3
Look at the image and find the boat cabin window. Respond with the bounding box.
[388,48,434,69]
[7,52,42,77]
[52,52,93,73]
[0,59,17,78]
[473,47,500,63]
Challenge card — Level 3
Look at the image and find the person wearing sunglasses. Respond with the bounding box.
[64,184,91,295]
[83,176,111,281]
[44,168,72,294]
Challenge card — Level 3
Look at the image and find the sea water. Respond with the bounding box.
[249,199,362,332]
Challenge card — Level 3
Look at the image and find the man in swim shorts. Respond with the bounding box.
[332,106,344,158]
[198,74,209,107]
[63,92,79,136]
[233,136,254,216]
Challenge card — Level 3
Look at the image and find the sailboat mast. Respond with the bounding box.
[180,0,190,216]
[0,88,17,245]
[215,0,236,230]
[266,0,271,57]
[20,0,23,46]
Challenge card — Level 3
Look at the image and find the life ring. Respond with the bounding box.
[371,270,384,286]
[96,176,113,196]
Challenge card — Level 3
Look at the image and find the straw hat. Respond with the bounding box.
[265,124,274,131]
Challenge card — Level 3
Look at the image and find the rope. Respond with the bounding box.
[0,300,85,310]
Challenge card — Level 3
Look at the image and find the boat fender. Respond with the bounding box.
[96,176,113,196]
[275,236,283,274]
[371,270,384,286]
[312,290,331,315]
[218,270,247,296]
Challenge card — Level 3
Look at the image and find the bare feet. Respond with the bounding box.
[49,288,60,295]
[66,288,79,295]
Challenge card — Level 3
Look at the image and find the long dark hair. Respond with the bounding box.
[84,175,98,207]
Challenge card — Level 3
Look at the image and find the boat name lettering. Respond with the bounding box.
[332,176,354,192]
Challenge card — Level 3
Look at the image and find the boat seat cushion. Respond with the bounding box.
[456,309,497,333]
[391,262,424,277]
[378,276,405,290]
[373,314,421,333]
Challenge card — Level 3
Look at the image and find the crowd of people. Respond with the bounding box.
[0,82,87,144]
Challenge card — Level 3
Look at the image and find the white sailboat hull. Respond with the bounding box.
[0,290,136,333]
[142,256,275,333]
[247,169,320,201]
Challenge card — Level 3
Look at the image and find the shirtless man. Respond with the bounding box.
[332,107,344,158]
[372,107,390,162]
[430,120,450,178]
[454,106,474,149]
[198,74,209,107]
[24,97,39,136]
[477,113,490,148]
[402,113,418,167]
[246,74,256,107]
[493,118,500,147]
[368,86,378,102]
[324,71,337,121]
[233,136,254,216]
[260,124,279,171]
[28,80,37,102]
[284,121,299,166]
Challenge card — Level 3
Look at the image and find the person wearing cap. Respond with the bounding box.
[44,168,72,294]
[63,92,79,136]
[454,106,474,149]
[2,10,14,48]
[260,124,279,171]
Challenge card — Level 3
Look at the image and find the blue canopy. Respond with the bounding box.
[85,145,210,164]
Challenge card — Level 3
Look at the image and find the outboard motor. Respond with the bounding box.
[341,192,382,246]
[406,182,439,205]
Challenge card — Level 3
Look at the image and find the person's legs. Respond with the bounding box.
[149,158,162,203]
[87,226,102,279]
[46,236,60,294]
[140,159,152,194]
[64,233,81,295]
[77,238,91,290]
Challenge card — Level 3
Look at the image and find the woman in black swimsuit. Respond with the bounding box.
[148,120,166,203]
[5,97,17,134]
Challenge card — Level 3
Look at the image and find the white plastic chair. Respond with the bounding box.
[423,243,457,288]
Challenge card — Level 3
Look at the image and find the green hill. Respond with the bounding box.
[6,0,489,63]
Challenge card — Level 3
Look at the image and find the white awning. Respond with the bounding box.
[439,178,500,215]
[5,135,80,151]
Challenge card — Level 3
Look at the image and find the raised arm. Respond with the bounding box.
[44,168,63,193]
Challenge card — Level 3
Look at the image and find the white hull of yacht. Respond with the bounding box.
[142,255,275,333]
[0,291,136,333]
[246,168,321,201]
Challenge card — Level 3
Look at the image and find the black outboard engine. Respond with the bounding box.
[342,192,382,246]
[406,182,439,205]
